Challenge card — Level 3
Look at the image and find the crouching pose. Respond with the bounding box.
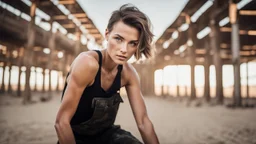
[55,4,159,144]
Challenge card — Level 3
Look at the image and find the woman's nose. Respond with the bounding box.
[120,44,127,53]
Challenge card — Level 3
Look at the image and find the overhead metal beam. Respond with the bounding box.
[53,14,87,20]
[91,33,102,38]
[77,18,89,22]
[62,23,76,29]
[82,24,94,29]
[53,15,68,20]
[239,10,256,16]
[58,0,76,5]
[220,27,256,35]
[72,13,87,18]
[88,29,99,34]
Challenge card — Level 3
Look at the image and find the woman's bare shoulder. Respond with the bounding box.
[70,51,100,72]
[122,63,136,73]
[122,63,140,85]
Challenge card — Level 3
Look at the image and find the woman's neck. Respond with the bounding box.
[101,49,118,72]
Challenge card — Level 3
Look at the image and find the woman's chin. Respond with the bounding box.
[114,59,126,65]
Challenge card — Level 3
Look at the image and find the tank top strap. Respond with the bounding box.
[92,50,123,93]
[117,64,123,71]
[93,50,102,66]
[116,65,123,91]
[91,50,102,89]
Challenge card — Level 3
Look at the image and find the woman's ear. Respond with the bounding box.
[105,29,109,41]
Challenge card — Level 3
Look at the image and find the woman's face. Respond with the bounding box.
[105,21,139,64]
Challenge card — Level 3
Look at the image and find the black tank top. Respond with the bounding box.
[61,50,123,125]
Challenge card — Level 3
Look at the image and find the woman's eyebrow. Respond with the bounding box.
[130,40,139,43]
[114,34,125,39]
[114,34,138,42]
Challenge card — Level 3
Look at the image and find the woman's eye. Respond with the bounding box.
[130,43,137,47]
[115,37,122,42]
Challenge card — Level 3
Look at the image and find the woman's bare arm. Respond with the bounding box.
[54,53,98,144]
[124,64,159,144]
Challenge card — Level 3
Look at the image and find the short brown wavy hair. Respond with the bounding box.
[107,4,154,60]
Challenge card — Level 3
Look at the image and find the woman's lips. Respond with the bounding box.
[116,55,127,60]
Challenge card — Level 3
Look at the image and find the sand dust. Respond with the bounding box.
[0,92,256,144]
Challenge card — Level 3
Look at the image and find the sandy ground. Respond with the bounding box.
[0,92,256,144]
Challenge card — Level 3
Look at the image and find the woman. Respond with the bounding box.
[55,4,159,144]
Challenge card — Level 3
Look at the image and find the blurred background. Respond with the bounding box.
[0,0,256,144]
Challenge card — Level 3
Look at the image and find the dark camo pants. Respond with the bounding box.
[58,94,142,144]
[57,125,142,144]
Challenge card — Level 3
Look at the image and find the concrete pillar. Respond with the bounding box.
[134,64,147,95]
[245,61,250,106]
[190,65,196,100]
[17,65,22,96]
[47,21,56,99]
[42,68,45,93]
[17,47,24,97]
[140,64,154,96]
[204,39,210,102]
[185,85,188,97]
[61,52,68,88]
[209,19,223,104]
[0,62,6,93]
[75,29,81,56]
[49,69,52,93]
[34,68,37,92]
[56,50,65,92]
[23,59,32,104]
[176,66,180,97]
[7,48,13,94]
[1,48,12,94]
[230,0,241,106]
[148,65,155,96]
[56,71,60,92]
[246,62,249,99]
[23,0,37,104]
[161,69,165,96]
[7,65,12,94]
[188,23,196,100]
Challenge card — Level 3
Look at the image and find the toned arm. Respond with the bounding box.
[54,53,98,144]
[124,64,159,144]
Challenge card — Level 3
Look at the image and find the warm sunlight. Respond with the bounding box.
[0,66,64,91]
[154,63,256,97]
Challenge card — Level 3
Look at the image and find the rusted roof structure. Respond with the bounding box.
[0,0,103,67]
[0,0,254,106]
[155,0,256,69]
[0,0,104,103]
[37,0,102,42]
[152,0,256,106]
[1,0,102,41]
